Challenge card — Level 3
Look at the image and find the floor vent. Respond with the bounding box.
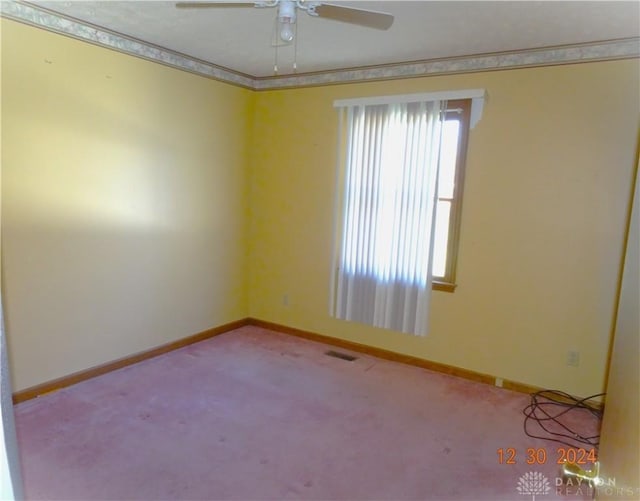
[325,350,357,362]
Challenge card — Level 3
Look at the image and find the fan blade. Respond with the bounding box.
[176,2,256,8]
[314,3,393,30]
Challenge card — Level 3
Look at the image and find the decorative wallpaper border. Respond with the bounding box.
[0,0,255,88]
[254,38,640,90]
[2,0,639,91]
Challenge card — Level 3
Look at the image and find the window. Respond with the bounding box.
[330,90,482,335]
[432,99,471,290]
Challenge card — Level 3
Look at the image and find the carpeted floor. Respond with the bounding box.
[15,326,598,500]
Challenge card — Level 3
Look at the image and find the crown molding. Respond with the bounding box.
[2,1,639,91]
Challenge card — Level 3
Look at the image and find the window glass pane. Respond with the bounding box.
[438,120,460,199]
[432,200,451,278]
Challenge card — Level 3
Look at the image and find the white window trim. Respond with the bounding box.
[334,89,486,129]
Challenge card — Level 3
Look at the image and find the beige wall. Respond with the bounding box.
[1,20,253,391]
[248,61,639,398]
[597,166,639,498]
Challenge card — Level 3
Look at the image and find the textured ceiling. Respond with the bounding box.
[30,1,640,77]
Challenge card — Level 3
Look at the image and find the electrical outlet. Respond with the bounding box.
[282,294,289,307]
[495,377,504,388]
[567,350,580,367]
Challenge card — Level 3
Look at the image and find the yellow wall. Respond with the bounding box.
[597,166,639,498]
[248,61,639,398]
[2,18,638,399]
[1,20,253,390]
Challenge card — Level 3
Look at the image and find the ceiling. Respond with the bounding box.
[26,1,640,77]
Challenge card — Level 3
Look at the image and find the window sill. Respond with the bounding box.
[433,281,457,293]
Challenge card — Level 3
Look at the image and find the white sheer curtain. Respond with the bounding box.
[331,99,446,336]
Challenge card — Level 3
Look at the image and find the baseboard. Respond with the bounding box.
[246,319,607,408]
[501,379,541,395]
[12,318,250,404]
[247,318,502,386]
[14,316,599,409]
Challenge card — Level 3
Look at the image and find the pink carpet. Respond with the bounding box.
[15,326,598,500]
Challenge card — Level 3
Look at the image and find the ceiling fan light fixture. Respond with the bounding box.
[278,0,297,42]
[175,0,394,47]
[279,18,294,42]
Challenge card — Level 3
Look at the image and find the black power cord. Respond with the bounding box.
[523,390,605,450]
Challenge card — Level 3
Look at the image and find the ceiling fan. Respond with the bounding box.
[175,1,394,43]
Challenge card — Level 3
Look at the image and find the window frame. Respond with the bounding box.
[432,98,472,293]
